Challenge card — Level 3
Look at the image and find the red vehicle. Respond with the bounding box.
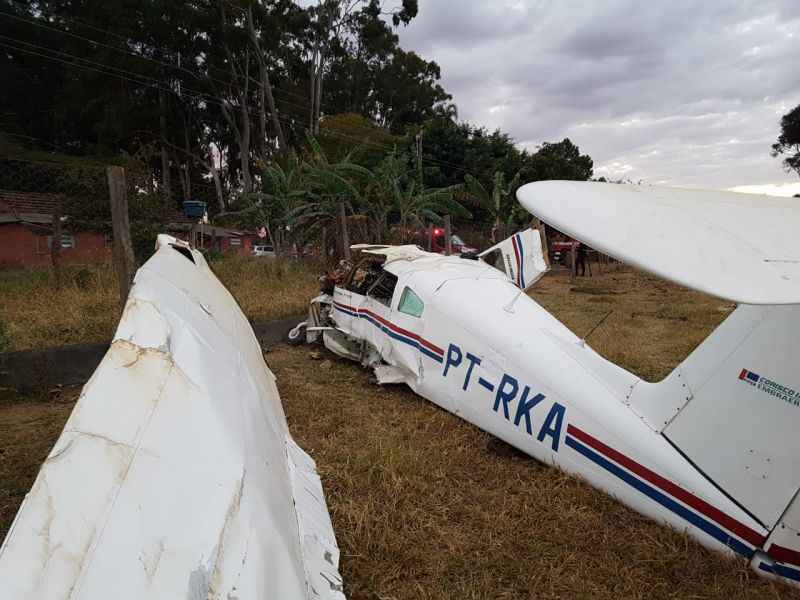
[551,240,579,265]
[428,227,478,255]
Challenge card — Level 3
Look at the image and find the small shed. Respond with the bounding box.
[0,190,112,267]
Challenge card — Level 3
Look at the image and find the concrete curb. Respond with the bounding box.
[0,314,304,392]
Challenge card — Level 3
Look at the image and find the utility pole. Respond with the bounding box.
[107,167,136,308]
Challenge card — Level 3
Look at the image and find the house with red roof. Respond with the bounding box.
[0,190,258,268]
[0,190,112,267]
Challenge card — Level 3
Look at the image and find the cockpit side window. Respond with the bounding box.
[481,248,506,274]
[397,286,424,317]
[367,272,398,307]
[346,258,385,295]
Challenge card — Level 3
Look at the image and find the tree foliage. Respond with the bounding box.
[772,104,800,178]
[0,0,449,206]
[1,0,597,250]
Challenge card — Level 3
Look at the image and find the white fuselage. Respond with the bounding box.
[329,253,778,580]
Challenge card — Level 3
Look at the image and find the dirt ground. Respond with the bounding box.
[1,267,796,599]
[0,385,81,543]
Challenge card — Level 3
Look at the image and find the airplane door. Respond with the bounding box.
[361,271,398,358]
[332,286,373,348]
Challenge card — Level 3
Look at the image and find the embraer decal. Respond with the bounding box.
[739,368,799,407]
[443,343,565,450]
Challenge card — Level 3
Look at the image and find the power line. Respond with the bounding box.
[0,2,431,142]
[0,30,473,175]
[0,154,111,169]
[0,8,197,78]
[0,19,319,124]
[0,154,228,197]
[0,129,66,151]
[0,5,320,110]
[0,34,172,89]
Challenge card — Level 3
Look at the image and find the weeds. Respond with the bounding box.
[0,257,320,351]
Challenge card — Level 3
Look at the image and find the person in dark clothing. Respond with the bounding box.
[576,242,587,277]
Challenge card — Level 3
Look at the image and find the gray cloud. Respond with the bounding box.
[396,0,800,190]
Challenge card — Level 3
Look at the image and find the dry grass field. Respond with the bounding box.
[0,257,319,351]
[1,266,796,599]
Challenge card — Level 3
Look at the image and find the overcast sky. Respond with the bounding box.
[394,1,800,195]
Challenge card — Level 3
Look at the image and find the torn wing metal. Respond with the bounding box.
[478,227,548,292]
[0,235,345,600]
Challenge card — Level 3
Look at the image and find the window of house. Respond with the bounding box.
[230,237,242,246]
[397,286,424,317]
[42,234,75,250]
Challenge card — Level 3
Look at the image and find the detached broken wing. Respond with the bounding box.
[0,235,345,600]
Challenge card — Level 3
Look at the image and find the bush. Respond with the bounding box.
[200,247,224,263]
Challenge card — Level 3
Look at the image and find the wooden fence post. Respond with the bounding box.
[338,202,351,261]
[107,166,136,308]
[51,196,63,289]
[443,214,452,255]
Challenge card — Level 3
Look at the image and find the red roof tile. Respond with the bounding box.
[0,190,61,216]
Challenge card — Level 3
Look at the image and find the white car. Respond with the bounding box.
[252,244,275,257]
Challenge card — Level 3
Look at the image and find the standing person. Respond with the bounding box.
[576,242,587,277]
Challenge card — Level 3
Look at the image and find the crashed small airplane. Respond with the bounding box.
[295,181,800,587]
[0,235,345,600]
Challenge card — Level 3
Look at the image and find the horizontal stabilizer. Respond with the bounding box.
[517,181,800,304]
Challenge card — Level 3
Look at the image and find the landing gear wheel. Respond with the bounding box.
[286,322,307,345]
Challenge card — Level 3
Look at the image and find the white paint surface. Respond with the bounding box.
[315,222,800,587]
[0,235,345,600]
[517,181,800,304]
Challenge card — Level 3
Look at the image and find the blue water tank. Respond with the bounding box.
[183,200,207,218]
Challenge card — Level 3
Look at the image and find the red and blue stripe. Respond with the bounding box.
[766,544,800,576]
[511,233,525,288]
[332,300,444,363]
[565,424,768,559]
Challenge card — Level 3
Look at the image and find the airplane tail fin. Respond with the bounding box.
[478,227,549,292]
[629,303,800,565]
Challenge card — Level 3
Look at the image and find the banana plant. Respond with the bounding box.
[464,170,521,242]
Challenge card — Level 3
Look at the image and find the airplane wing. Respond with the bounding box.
[0,235,345,600]
[516,181,800,305]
